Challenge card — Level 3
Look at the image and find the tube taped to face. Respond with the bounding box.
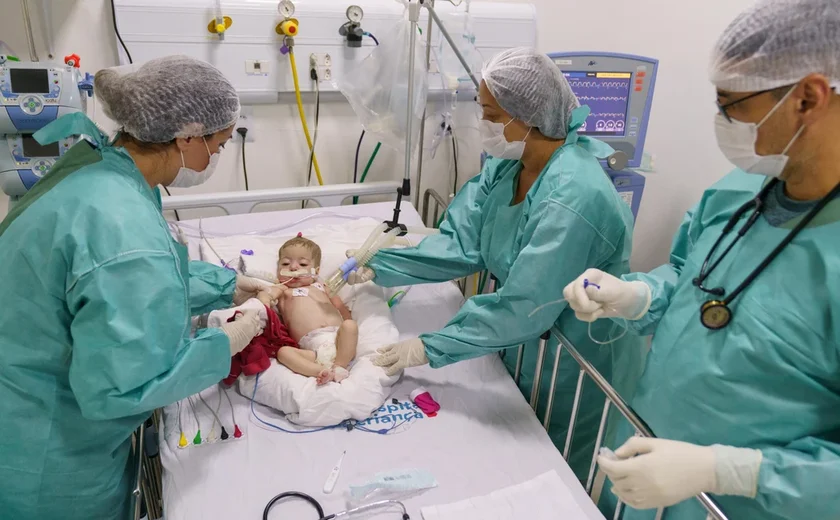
[279,268,317,278]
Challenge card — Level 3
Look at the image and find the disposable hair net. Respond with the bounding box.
[710,0,840,92]
[94,56,240,143]
[482,48,579,139]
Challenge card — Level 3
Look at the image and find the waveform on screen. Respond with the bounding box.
[577,96,627,102]
[568,81,629,89]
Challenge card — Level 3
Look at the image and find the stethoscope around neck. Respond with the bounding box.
[693,177,840,330]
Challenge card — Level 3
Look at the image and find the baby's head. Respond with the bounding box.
[277,236,321,287]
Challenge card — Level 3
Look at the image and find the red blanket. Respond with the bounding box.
[222,305,298,385]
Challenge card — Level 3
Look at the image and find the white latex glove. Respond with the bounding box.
[562,268,651,322]
[344,249,376,285]
[220,309,264,356]
[233,275,271,305]
[598,437,763,510]
[374,338,429,376]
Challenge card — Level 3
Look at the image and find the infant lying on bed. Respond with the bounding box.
[257,236,358,385]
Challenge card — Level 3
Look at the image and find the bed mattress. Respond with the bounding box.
[160,202,604,520]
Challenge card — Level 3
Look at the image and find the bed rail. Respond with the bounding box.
[134,413,164,520]
[421,188,450,228]
[162,181,401,215]
[515,329,731,520]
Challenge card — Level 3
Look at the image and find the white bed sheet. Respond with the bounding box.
[162,202,604,520]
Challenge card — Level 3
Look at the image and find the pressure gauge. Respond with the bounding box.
[346,5,364,23]
[278,0,296,18]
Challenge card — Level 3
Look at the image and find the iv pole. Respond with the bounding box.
[403,0,480,209]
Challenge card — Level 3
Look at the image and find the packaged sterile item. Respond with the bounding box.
[348,468,437,503]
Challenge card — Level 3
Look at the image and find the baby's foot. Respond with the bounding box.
[332,366,350,383]
[316,369,334,386]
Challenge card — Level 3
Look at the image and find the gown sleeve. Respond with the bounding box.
[754,437,840,518]
[419,196,616,368]
[66,250,232,420]
[619,203,698,336]
[368,162,494,286]
[188,260,236,316]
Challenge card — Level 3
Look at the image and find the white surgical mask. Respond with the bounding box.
[714,86,805,178]
[169,137,220,188]
[479,119,532,160]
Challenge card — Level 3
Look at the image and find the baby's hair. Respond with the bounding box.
[279,236,322,266]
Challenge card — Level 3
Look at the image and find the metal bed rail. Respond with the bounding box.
[132,413,163,520]
[162,181,401,215]
[421,188,450,228]
[513,327,730,520]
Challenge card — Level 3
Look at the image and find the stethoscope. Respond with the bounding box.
[262,491,410,520]
[693,177,840,329]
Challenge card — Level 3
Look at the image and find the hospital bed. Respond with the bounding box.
[129,182,730,520]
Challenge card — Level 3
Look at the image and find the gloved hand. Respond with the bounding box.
[374,338,429,376]
[220,309,264,356]
[233,275,270,305]
[344,249,376,285]
[598,437,763,510]
[562,268,651,322]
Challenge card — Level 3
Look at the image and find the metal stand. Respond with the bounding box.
[405,0,481,208]
[20,0,39,62]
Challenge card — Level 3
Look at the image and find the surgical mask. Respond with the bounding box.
[169,137,219,188]
[714,86,805,178]
[479,119,532,160]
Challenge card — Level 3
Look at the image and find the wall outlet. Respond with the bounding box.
[234,106,255,142]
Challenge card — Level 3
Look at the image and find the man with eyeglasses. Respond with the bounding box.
[561,0,840,519]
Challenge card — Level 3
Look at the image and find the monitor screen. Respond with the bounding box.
[10,68,50,94]
[22,136,60,157]
[563,71,632,137]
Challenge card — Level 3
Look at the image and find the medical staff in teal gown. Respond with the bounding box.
[355,48,646,478]
[565,2,840,518]
[0,57,265,519]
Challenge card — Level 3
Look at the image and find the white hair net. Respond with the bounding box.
[710,0,840,92]
[482,48,580,139]
[94,56,240,143]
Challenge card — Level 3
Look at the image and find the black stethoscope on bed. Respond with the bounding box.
[262,491,410,520]
[693,177,840,330]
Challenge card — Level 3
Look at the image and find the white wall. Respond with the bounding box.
[1,0,752,271]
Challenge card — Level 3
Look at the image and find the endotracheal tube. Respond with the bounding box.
[325,224,400,297]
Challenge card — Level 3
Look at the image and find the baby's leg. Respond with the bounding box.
[333,320,358,369]
[276,347,322,378]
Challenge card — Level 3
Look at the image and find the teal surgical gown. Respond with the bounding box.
[0,113,236,519]
[370,108,646,478]
[600,170,840,520]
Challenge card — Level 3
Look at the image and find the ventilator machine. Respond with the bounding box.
[551,52,658,221]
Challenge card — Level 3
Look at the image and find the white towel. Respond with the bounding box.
[420,470,596,520]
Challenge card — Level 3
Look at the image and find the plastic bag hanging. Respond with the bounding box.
[435,3,482,91]
[335,8,428,153]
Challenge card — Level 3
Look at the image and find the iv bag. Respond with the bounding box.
[335,12,428,153]
[434,7,482,91]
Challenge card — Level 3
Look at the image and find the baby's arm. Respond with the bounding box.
[330,295,352,321]
[257,285,286,307]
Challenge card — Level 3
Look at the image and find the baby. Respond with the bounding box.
[258,236,358,385]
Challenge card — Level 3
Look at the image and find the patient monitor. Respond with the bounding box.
[549,52,658,221]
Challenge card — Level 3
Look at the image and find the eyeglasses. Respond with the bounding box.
[716,87,780,123]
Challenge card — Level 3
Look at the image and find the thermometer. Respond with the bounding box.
[323,451,346,494]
